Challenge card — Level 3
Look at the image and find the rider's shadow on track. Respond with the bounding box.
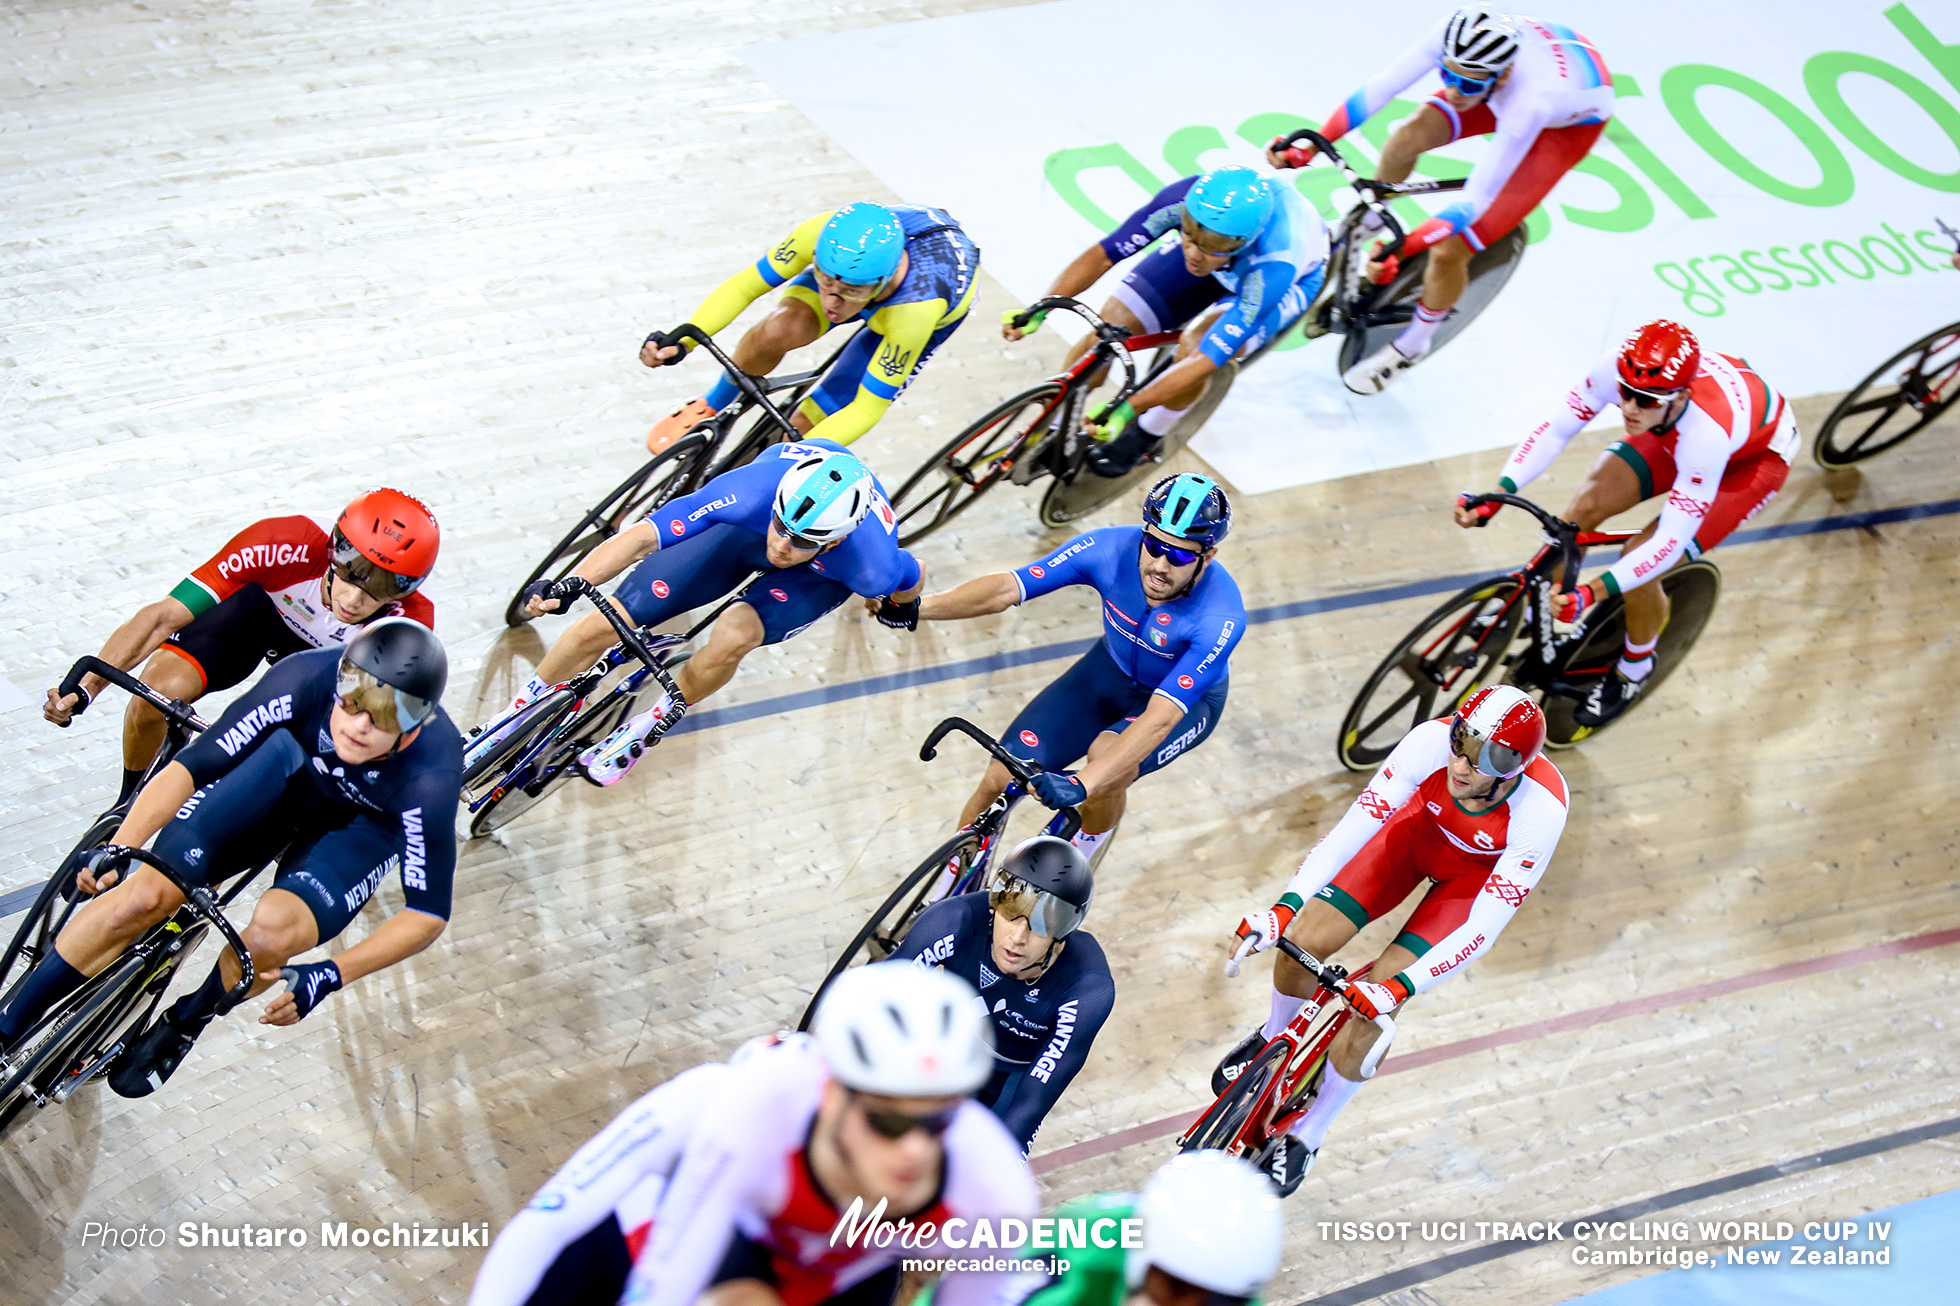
[0,1096,110,1306]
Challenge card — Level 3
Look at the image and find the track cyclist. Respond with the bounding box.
[1454,319,1796,725]
[1218,686,1567,1195]
[1006,168,1327,479]
[991,1152,1283,1306]
[43,489,440,807]
[0,621,462,1095]
[893,836,1114,1154]
[502,442,923,785]
[1269,7,1613,394]
[467,963,1037,1306]
[894,475,1243,861]
[640,202,980,452]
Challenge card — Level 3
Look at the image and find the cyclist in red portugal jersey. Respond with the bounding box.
[43,488,439,804]
[469,963,1036,1306]
[1454,319,1797,725]
[1269,8,1613,394]
[1215,686,1567,1196]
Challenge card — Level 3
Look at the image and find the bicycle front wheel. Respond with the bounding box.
[890,383,1062,546]
[1813,322,1960,468]
[796,829,984,1032]
[1337,575,1526,772]
[1337,227,1527,374]
[503,435,707,627]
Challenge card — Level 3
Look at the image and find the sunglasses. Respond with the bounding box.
[330,530,424,601]
[1179,214,1249,258]
[853,1094,960,1141]
[1437,63,1497,96]
[771,514,825,551]
[1448,716,1522,779]
[1141,534,1204,568]
[1618,382,1686,411]
[335,664,434,735]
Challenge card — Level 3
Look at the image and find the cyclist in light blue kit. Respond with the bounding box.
[1003,167,1328,478]
[900,474,1244,862]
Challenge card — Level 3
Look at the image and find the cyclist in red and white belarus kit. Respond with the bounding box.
[1455,319,1797,725]
[1268,8,1613,394]
[469,964,1037,1306]
[1216,686,1566,1196]
[43,489,439,804]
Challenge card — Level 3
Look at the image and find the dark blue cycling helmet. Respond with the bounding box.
[1142,473,1232,548]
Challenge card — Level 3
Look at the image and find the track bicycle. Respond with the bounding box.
[2,658,210,1003]
[1178,936,1394,1182]
[1335,492,1721,771]
[1813,219,1960,468]
[1276,127,1528,378]
[794,717,1082,1031]
[504,323,858,626]
[463,575,740,836]
[0,846,257,1137]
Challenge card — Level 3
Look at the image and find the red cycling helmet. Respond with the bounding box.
[332,488,440,601]
[1617,320,1701,398]
[1450,685,1546,779]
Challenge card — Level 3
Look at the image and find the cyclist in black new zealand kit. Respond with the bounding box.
[891,836,1114,1153]
[0,621,462,1096]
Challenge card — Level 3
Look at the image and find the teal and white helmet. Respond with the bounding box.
[773,449,877,545]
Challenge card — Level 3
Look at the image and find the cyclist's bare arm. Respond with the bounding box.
[44,596,196,725]
[526,521,661,617]
[259,908,445,1026]
[1075,692,1183,795]
[1003,245,1115,340]
[917,572,1021,621]
[76,761,200,895]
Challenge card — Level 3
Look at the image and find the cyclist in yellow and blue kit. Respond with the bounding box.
[640,202,979,452]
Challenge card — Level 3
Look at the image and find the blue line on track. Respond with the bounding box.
[6,493,1958,920]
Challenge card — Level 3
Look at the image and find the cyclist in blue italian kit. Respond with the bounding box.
[894,474,1244,862]
[503,441,925,785]
[1003,167,1329,478]
[891,835,1114,1154]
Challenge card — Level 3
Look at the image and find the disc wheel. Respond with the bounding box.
[1180,1036,1291,1155]
[889,383,1062,546]
[1541,560,1721,746]
[1813,322,1960,468]
[503,434,707,627]
[796,829,984,1032]
[1337,227,1527,374]
[1337,576,1527,772]
[1038,363,1236,529]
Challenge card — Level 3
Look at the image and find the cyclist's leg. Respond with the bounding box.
[676,567,856,704]
[1080,677,1230,836]
[1567,432,1671,645]
[1087,242,1223,381]
[957,644,1132,828]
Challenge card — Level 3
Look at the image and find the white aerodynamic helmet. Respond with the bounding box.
[1442,7,1523,76]
[812,963,995,1097]
[1126,1152,1286,1299]
[772,448,877,546]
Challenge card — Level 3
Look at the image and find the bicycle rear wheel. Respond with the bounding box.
[1337,576,1526,772]
[890,383,1062,546]
[1038,363,1233,529]
[1813,323,1960,468]
[503,435,707,627]
[1180,1036,1291,1155]
[1337,227,1527,375]
[1539,559,1720,746]
[796,829,984,1032]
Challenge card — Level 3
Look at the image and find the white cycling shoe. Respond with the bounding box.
[468,688,556,761]
[1341,341,1423,395]
[578,697,673,787]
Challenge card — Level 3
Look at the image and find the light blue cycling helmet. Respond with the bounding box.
[773,448,878,544]
[814,203,906,286]
[1143,473,1232,547]
[1182,167,1275,244]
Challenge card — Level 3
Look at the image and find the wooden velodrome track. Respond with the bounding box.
[3,2,1957,1303]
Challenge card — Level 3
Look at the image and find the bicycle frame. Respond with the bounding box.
[1457,492,1638,684]
[1002,298,1179,483]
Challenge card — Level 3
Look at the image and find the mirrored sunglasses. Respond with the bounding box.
[1437,62,1497,95]
[771,514,825,551]
[335,664,434,735]
[1449,716,1523,779]
[1618,382,1685,410]
[330,530,423,601]
[1141,534,1203,567]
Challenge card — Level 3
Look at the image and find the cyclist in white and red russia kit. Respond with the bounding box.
[1268,7,1613,394]
[469,964,1037,1306]
[1455,319,1797,725]
[1214,687,1567,1197]
[44,489,439,804]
